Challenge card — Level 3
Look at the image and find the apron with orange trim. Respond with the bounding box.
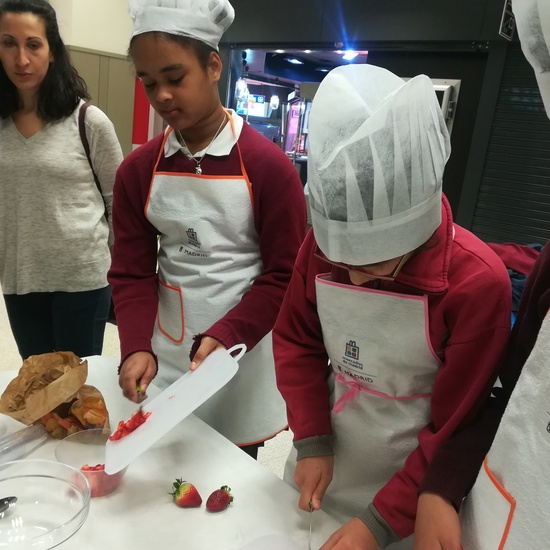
[285,274,440,548]
[460,311,550,549]
[145,124,286,445]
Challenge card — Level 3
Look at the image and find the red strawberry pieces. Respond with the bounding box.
[81,463,105,471]
[170,479,202,508]
[108,408,151,441]
[206,485,233,512]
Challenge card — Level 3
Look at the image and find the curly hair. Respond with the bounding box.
[0,0,90,120]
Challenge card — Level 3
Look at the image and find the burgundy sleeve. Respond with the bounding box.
[192,134,307,356]
[108,143,161,362]
[419,244,550,509]
[486,242,541,275]
[372,251,512,538]
[273,231,334,440]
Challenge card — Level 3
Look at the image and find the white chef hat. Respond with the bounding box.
[513,0,550,115]
[129,0,235,51]
[308,64,451,265]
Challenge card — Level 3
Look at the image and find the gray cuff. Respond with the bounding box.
[294,435,334,461]
[357,503,401,548]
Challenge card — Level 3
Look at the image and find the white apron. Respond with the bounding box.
[460,310,550,549]
[146,124,287,445]
[285,274,440,548]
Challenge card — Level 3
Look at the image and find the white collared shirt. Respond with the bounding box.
[164,109,244,159]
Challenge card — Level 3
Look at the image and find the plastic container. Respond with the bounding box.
[0,425,47,464]
[0,459,90,548]
[55,429,127,498]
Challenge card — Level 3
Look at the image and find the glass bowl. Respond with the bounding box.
[55,429,127,498]
[0,459,90,549]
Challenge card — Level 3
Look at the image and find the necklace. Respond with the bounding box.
[178,115,227,175]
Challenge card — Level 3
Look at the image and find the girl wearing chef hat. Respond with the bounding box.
[415,1,550,548]
[108,0,306,457]
[273,63,512,549]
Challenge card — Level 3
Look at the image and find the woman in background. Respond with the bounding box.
[0,0,123,359]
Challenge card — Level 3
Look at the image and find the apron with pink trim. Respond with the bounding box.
[460,311,550,549]
[313,274,439,547]
[145,124,286,445]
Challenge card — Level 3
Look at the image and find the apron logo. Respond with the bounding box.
[178,227,208,258]
[186,228,201,249]
[345,340,359,360]
[341,340,367,373]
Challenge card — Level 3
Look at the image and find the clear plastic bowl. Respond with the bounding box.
[0,459,90,549]
[55,429,127,498]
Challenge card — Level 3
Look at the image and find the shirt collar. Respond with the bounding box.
[164,109,243,158]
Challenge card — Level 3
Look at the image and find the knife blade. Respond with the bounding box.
[308,501,313,550]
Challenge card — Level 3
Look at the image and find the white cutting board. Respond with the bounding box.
[104,344,245,474]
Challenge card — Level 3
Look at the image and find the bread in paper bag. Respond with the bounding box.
[0,352,109,439]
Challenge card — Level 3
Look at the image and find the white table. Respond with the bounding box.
[0,357,341,549]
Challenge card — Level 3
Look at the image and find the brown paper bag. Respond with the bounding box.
[0,352,87,425]
[0,352,111,440]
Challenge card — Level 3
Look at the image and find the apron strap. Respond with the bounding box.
[333,373,433,413]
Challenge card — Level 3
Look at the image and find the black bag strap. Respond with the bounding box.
[78,102,108,219]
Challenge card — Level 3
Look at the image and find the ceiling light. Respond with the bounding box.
[304,50,312,54]
[275,49,285,53]
[285,57,304,65]
[315,67,330,73]
[342,50,359,61]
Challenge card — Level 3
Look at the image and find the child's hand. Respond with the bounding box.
[294,455,334,511]
[320,518,380,550]
[189,336,226,371]
[414,492,461,550]
[119,352,157,402]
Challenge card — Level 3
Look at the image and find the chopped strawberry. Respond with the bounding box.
[108,408,151,441]
[81,464,105,471]
[170,479,202,508]
[206,486,233,512]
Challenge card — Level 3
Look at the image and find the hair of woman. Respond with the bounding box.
[0,0,90,120]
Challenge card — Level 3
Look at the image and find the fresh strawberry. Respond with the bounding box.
[170,479,202,508]
[206,485,233,512]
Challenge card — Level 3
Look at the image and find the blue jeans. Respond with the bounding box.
[4,287,111,360]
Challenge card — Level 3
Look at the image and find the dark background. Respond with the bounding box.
[218,0,549,245]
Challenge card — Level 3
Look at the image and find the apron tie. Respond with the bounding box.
[333,373,433,413]
[333,374,364,413]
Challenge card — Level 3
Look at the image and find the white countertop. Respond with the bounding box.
[0,356,341,549]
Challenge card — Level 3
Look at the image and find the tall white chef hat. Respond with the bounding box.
[308,64,451,265]
[128,0,235,51]
[513,0,550,115]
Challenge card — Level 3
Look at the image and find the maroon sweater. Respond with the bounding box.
[419,243,550,509]
[108,122,307,364]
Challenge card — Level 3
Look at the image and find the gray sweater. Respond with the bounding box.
[0,102,123,294]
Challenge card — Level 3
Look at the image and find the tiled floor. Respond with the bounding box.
[0,298,292,478]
